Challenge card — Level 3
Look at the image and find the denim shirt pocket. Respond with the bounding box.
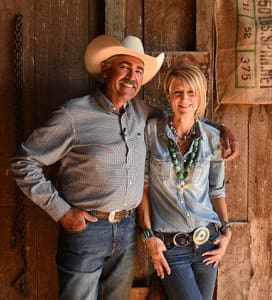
[150,156,171,180]
[190,161,209,184]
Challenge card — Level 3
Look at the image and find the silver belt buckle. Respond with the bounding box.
[108,211,117,223]
[193,226,210,246]
[173,232,190,247]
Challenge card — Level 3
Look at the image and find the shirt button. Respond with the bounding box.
[186,213,190,217]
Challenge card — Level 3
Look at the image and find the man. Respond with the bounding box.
[10,35,238,300]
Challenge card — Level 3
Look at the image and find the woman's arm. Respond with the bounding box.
[137,184,171,278]
[202,197,232,267]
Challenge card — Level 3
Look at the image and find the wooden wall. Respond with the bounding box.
[1,0,272,299]
[1,1,104,299]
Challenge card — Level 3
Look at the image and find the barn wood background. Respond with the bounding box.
[1,0,271,299]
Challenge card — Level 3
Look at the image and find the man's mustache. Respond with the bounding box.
[119,79,138,88]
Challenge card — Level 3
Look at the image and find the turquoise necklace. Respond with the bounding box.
[168,126,200,192]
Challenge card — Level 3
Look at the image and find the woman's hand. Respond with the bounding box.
[146,237,171,278]
[202,230,232,268]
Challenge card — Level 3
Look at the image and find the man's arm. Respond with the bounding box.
[203,119,239,161]
[10,107,74,222]
[10,107,97,230]
[218,124,239,161]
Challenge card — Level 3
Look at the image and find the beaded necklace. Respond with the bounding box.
[168,130,200,192]
[168,120,196,141]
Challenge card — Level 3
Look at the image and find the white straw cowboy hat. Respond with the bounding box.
[84,35,165,85]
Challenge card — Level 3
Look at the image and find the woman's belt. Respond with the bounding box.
[154,223,219,247]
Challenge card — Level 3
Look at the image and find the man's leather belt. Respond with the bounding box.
[89,209,134,223]
[155,223,218,247]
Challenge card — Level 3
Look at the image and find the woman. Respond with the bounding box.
[138,64,231,300]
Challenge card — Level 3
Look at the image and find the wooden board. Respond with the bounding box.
[248,105,272,299]
[125,0,143,38]
[144,0,196,51]
[217,222,251,300]
[0,1,104,299]
[2,1,272,299]
[37,210,58,300]
[0,9,17,206]
[215,105,248,220]
[0,207,37,300]
[196,0,215,119]
[34,0,90,127]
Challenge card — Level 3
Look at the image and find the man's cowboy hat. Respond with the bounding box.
[84,35,165,85]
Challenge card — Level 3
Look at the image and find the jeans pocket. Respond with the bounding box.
[60,223,88,235]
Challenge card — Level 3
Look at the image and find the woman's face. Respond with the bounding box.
[166,77,199,118]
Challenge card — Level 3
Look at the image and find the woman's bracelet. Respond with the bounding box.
[220,220,231,234]
[141,228,155,242]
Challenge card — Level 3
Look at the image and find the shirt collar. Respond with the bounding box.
[94,88,129,114]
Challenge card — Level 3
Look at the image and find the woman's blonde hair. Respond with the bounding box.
[163,64,207,117]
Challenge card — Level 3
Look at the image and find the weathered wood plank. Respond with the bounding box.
[0,9,17,206]
[144,0,196,51]
[215,105,248,221]
[0,206,37,300]
[196,0,215,119]
[196,0,215,51]
[125,0,142,38]
[105,0,126,40]
[248,105,272,300]
[37,210,58,300]
[88,0,105,39]
[217,222,251,300]
[34,0,90,127]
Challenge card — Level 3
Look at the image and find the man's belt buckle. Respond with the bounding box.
[173,232,190,247]
[193,226,210,246]
[108,211,118,223]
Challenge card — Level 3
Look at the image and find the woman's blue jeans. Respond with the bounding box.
[56,212,137,300]
[162,231,219,300]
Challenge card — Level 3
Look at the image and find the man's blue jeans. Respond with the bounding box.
[56,212,137,300]
[162,230,219,300]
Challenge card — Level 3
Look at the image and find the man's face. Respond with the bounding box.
[101,55,144,107]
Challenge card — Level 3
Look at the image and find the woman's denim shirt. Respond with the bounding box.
[144,117,226,233]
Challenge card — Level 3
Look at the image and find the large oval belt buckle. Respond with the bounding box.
[193,226,210,246]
